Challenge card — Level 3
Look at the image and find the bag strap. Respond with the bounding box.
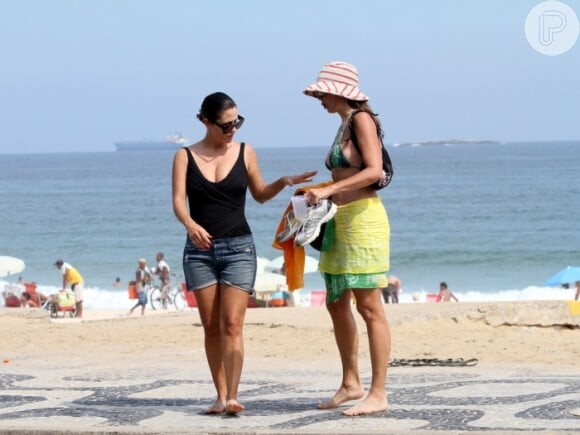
[349,110,384,159]
[349,110,394,179]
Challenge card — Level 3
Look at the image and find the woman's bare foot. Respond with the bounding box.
[342,396,388,416]
[203,398,225,415]
[317,386,365,410]
[224,399,244,415]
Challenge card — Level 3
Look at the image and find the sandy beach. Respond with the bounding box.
[1,300,579,434]
[2,301,578,373]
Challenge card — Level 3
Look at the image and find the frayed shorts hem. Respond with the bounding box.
[182,234,257,293]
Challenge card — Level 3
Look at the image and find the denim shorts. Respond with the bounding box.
[182,234,257,294]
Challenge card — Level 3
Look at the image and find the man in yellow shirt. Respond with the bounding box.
[54,259,85,317]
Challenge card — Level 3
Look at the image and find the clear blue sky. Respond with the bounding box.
[1,0,578,154]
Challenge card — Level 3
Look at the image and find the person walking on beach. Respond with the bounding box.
[152,252,171,309]
[381,275,401,304]
[54,259,85,317]
[574,281,580,301]
[129,258,151,316]
[302,61,391,416]
[172,91,316,415]
[437,281,458,302]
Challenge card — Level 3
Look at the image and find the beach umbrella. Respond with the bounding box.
[543,266,580,286]
[0,256,25,278]
[256,256,270,272]
[266,255,319,274]
[254,270,286,292]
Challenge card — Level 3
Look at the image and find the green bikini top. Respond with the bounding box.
[325,116,358,170]
[326,141,351,169]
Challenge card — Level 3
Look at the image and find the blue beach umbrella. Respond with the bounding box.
[544,266,580,286]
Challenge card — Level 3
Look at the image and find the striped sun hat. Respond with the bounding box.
[303,61,368,101]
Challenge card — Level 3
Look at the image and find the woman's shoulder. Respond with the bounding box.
[240,141,256,156]
[350,110,380,136]
[178,141,202,153]
[351,109,376,125]
[352,108,374,117]
[174,144,193,160]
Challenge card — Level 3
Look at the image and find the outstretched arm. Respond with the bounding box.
[245,143,316,203]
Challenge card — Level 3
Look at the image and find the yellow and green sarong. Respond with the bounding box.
[319,197,389,304]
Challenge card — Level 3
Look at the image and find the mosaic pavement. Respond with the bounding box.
[0,366,579,434]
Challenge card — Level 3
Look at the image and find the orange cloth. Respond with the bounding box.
[272,181,333,290]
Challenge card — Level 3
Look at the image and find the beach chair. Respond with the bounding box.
[2,283,23,308]
[50,290,76,318]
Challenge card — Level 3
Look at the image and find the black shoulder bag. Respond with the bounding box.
[349,110,394,190]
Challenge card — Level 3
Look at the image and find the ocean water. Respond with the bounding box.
[1,141,579,308]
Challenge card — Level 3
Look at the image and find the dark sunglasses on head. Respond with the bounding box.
[214,115,245,133]
[312,91,327,99]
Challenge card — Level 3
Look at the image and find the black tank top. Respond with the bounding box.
[184,143,251,239]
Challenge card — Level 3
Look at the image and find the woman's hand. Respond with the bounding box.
[187,223,212,249]
[282,170,317,187]
[305,186,333,206]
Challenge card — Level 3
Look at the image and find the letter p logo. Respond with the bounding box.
[539,10,567,46]
[525,1,579,56]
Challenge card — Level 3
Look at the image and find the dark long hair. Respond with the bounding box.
[196,92,237,123]
[348,100,383,136]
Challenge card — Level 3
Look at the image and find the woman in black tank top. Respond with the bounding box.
[172,92,316,415]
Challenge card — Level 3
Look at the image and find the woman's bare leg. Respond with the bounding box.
[195,284,227,414]
[220,285,249,415]
[343,289,390,416]
[318,290,365,409]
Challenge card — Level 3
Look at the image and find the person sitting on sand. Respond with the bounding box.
[19,290,48,308]
[437,281,458,302]
[20,291,39,308]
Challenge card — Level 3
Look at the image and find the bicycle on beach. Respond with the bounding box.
[148,274,187,311]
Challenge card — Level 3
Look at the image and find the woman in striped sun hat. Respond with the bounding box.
[303,61,391,417]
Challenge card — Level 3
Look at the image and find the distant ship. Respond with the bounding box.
[115,133,190,151]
